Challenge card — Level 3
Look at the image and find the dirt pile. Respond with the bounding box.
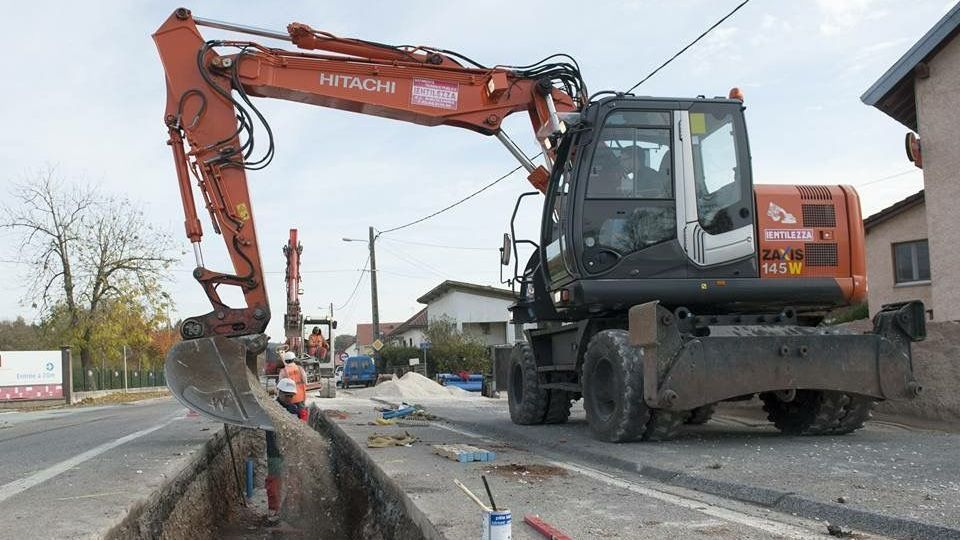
[354,371,475,400]
[248,372,344,537]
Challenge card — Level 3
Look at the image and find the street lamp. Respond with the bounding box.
[343,227,380,365]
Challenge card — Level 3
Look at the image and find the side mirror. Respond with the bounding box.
[500,233,512,266]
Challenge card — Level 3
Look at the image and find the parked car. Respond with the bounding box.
[334,365,344,387]
[341,355,377,388]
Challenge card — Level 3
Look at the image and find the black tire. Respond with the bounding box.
[685,403,717,425]
[761,390,876,435]
[581,330,650,442]
[508,342,550,425]
[543,389,573,424]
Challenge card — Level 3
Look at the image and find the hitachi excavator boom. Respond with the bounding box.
[154,8,581,428]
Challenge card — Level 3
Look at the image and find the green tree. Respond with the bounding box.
[422,316,489,374]
[2,170,178,385]
[378,344,422,372]
[333,333,355,353]
[0,317,54,350]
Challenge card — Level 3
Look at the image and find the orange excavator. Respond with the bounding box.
[156,8,924,439]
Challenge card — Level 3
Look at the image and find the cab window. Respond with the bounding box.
[582,110,676,260]
[689,107,746,234]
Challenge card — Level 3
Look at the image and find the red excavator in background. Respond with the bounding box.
[155,8,924,439]
[264,229,336,388]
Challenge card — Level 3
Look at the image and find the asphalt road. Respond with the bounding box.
[0,397,219,539]
[419,398,960,539]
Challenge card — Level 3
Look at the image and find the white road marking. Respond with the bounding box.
[547,460,817,539]
[0,414,182,504]
[432,422,828,539]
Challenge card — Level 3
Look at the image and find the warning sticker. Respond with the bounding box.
[411,79,459,110]
[764,228,813,242]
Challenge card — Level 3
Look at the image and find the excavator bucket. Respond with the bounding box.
[165,335,274,431]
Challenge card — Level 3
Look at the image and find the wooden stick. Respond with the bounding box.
[454,478,491,512]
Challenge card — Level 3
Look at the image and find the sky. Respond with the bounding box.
[0,0,952,342]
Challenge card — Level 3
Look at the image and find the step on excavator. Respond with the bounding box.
[155,8,924,439]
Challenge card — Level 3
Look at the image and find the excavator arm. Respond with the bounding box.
[153,8,581,428]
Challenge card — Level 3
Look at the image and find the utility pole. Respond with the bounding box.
[369,226,380,353]
[343,227,382,369]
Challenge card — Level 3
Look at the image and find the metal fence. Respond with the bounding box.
[72,366,166,392]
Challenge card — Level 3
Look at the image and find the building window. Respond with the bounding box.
[893,240,930,284]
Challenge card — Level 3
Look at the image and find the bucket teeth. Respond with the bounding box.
[165,335,274,431]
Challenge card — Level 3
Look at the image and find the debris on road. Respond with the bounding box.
[826,523,853,537]
[379,404,416,420]
[524,514,573,540]
[367,431,417,448]
[484,463,567,481]
[836,496,847,504]
[433,443,496,463]
[76,390,169,407]
[321,409,350,420]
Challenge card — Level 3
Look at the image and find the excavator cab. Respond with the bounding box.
[508,95,760,322]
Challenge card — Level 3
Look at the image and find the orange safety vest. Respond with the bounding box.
[283,363,307,404]
[309,334,326,349]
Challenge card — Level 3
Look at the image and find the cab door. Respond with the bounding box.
[675,103,757,274]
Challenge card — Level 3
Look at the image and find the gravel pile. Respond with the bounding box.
[354,371,475,400]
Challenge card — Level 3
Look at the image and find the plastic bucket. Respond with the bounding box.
[481,509,511,540]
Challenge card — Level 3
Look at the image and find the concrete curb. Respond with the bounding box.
[443,417,960,540]
[308,408,446,540]
[71,386,168,404]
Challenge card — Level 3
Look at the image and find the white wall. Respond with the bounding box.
[389,328,427,348]
[427,290,516,344]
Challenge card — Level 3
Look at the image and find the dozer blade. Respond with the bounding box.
[165,335,274,431]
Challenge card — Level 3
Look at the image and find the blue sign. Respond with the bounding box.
[419,341,432,350]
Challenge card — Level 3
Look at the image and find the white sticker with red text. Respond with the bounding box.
[411,79,459,110]
[765,228,813,242]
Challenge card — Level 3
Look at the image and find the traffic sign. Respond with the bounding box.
[372,339,384,351]
[419,341,432,350]
[409,358,420,366]
[339,352,349,362]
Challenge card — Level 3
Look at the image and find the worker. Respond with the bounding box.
[265,377,306,521]
[307,326,328,359]
[281,351,307,411]
[276,377,308,421]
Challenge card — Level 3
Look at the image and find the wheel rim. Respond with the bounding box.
[590,357,617,420]
[511,363,524,403]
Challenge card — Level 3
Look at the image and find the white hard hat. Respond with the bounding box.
[282,351,296,363]
[277,378,297,393]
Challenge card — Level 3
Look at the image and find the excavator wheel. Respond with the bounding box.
[685,403,718,425]
[581,330,651,442]
[760,390,876,436]
[508,342,551,425]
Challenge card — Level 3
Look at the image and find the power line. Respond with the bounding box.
[335,255,370,310]
[854,169,918,187]
[380,236,496,251]
[625,0,752,93]
[379,152,543,235]
[378,242,451,280]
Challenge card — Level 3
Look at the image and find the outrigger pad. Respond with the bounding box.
[165,335,275,431]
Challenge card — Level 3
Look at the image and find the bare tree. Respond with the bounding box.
[2,169,178,374]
